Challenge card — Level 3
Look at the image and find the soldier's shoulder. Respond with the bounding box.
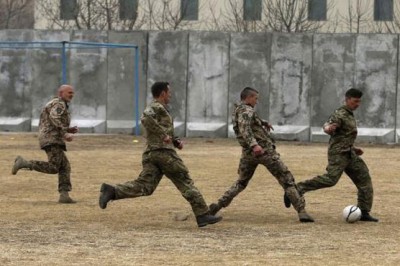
[143,101,165,116]
[47,97,66,108]
[236,103,254,114]
[333,106,349,117]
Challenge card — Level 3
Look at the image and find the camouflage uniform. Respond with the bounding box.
[114,100,209,216]
[215,102,306,213]
[30,97,72,192]
[297,105,374,212]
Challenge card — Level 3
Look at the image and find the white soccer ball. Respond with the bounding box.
[342,205,362,223]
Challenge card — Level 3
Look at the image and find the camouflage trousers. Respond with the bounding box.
[115,149,209,216]
[30,145,72,192]
[297,149,373,212]
[216,145,306,212]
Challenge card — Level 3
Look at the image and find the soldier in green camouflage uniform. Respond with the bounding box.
[284,88,378,222]
[209,87,314,223]
[99,82,222,227]
[12,85,79,204]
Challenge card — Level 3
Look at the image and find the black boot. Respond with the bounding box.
[196,213,222,227]
[99,183,116,209]
[283,192,291,208]
[360,211,379,222]
[209,203,222,215]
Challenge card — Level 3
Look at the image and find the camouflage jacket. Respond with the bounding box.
[232,102,274,150]
[38,97,71,150]
[324,105,357,153]
[141,100,176,152]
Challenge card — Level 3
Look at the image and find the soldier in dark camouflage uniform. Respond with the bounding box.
[12,84,79,203]
[284,88,378,222]
[99,81,222,227]
[209,87,314,223]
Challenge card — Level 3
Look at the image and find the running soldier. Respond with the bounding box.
[99,81,222,228]
[209,87,314,223]
[12,84,78,203]
[284,88,378,222]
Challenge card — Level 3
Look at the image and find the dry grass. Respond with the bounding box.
[1,133,399,266]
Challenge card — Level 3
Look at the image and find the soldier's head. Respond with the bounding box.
[58,84,75,102]
[240,87,259,107]
[345,88,363,110]
[151,81,171,105]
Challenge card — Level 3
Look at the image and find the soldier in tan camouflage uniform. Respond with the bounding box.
[99,81,222,227]
[209,87,314,223]
[12,84,78,204]
[284,88,378,222]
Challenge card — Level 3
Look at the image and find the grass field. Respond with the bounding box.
[1,133,399,265]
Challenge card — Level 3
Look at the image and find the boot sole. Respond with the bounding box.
[99,183,110,209]
[197,216,223,227]
[11,156,22,175]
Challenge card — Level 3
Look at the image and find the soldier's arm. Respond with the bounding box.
[48,102,69,137]
[141,106,168,140]
[323,111,342,135]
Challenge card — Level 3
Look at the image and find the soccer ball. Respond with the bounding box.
[342,205,362,223]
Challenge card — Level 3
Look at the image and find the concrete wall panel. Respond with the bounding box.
[228,32,271,137]
[187,31,230,137]
[311,34,356,142]
[69,31,109,133]
[107,31,147,134]
[0,30,34,131]
[147,31,189,137]
[270,34,312,140]
[355,34,397,143]
[30,31,71,131]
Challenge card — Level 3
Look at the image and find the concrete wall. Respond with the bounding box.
[1,30,400,143]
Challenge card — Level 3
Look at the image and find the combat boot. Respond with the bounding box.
[209,203,222,215]
[58,191,77,204]
[298,210,315,223]
[11,156,32,175]
[196,213,223,227]
[360,211,379,222]
[99,183,116,209]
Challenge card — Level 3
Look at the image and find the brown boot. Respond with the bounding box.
[59,191,77,204]
[298,210,314,223]
[12,156,32,175]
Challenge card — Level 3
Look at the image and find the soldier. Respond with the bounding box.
[284,88,378,222]
[99,81,222,228]
[12,84,79,203]
[209,87,314,223]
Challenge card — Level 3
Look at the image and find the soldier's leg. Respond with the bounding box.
[345,155,376,222]
[160,150,222,227]
[209,156,257,215]
[260,149,313,222]
[57,152,76,203]
[297,153,348,194]
[30,145,61,174]
[99,152,163,209]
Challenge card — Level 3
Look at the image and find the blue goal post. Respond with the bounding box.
[0,40,140,135]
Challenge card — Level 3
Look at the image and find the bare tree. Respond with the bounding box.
[262,0,331,33]
[142,0,204,31]
[206,0,331,33]
[0,0,33,29]
[339,0,371,33]
[35,0,145,30]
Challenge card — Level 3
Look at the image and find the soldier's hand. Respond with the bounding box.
[172,137,183,150]
[163,135,172,144]
[323,123,338,135]
[64,133,73,142]
[252,145,263,157]
[264,123,274,132]
[67,126,79,134]
[354,147,363,156]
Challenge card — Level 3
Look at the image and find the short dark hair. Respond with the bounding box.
[151,82,170,98]
[240,87,259,100]
[345,88,363,98]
